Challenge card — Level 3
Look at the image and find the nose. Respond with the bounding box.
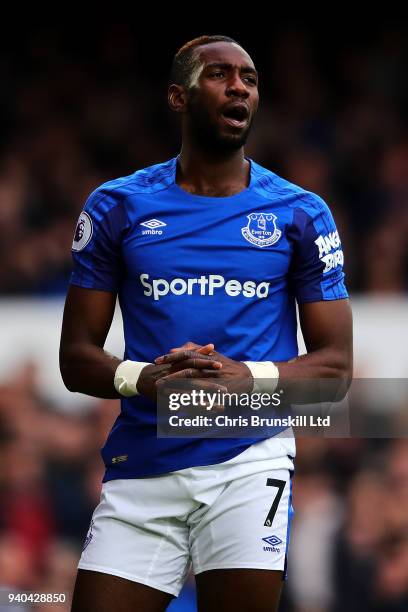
[225,71,249,98]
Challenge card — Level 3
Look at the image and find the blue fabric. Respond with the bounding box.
[70,156,348,480]
[284,476,295,580]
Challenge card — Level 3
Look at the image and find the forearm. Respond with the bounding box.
[275,347,352,403]
[60,343,173,401]
[60,342,122,398]
[277,346,352,380]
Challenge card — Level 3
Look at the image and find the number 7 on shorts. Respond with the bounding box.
[264,478,285,527]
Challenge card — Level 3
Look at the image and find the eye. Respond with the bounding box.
[211,71,225,78]
[243,75,257,85]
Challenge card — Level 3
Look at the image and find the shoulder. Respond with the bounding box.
[250,159,332,217]
[84,157,176,214]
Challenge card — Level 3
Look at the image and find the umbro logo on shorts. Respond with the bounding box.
[262,535,282,553]
[262,535,282,547]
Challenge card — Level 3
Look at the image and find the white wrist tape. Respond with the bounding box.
[114,360,151,397]
[243,361,280,394]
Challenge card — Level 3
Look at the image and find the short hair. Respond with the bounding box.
[169,35,241,88]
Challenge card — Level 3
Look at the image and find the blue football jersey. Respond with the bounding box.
[70,156,348,480]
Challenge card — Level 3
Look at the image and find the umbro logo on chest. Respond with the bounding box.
[140,219,167,235]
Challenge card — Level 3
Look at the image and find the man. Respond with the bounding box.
[60,35,352,612]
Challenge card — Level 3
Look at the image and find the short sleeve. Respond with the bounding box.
[288,195,348,303]
[70,189,128,292]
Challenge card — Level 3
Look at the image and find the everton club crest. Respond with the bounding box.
[242,213,282,248]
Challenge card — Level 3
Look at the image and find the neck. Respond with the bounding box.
[177,142,250,197]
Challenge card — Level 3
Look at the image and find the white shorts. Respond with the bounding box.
[78,435,295,597]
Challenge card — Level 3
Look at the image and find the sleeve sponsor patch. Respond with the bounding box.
[314,231,344,273]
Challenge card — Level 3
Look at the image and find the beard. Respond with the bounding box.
[187,94,254,153]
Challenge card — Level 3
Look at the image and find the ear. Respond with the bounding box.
[168,84,188,113]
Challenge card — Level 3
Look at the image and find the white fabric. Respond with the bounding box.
[78,435,295,596]
[114,360,151,397]
[243,361,280,394]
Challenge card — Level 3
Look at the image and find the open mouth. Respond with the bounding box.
[221,104,249,129]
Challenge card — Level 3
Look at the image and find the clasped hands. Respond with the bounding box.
[137,341,253,406]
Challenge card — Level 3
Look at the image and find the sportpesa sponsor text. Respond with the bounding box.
[140,274,271,301]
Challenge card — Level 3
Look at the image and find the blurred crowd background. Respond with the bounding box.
[1,23,408,295]
[0,22,407,611]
